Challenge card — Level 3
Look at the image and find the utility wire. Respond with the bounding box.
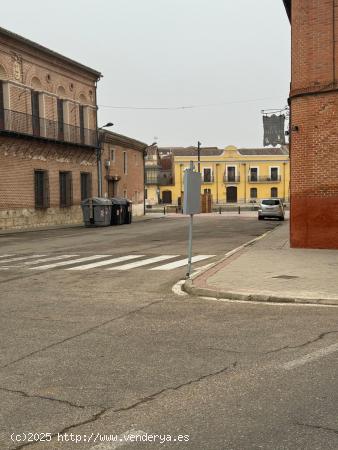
[98,96,286,111]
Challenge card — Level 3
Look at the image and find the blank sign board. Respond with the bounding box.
[183,169,201,215]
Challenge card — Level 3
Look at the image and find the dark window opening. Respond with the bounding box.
[79,105,85,144]
[227,166,236,182]
[59,171,73,207]
[271,187,278,198]
[203,168,212,182]
[31,90,40,137]
[80,172,92,201]
[34,170,49,209]
[250,188,257,198]
[57,98,64,140]
[250,168,258,181]
[270,168,279,181]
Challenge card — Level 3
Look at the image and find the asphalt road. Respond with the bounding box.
[0,214,338,450]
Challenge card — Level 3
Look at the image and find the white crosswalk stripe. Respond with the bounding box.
[0,255,46,264]
[30,255,112,270]
[107,255,180,271]
[0,253,216,272]
[23,255,78,265]
[150,255,215,270]
[67,255,145,271]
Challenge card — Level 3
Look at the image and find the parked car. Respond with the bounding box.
[258,198,285,221]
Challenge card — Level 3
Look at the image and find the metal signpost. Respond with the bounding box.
[183,161,202,278]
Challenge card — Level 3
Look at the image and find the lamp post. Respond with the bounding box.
[197,141,201,173]
[96,122,113,197]
[143,142,157,215]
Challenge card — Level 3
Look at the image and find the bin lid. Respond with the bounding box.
[81,197,112,206]
[111,197,128,205]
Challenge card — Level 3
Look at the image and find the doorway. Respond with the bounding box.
[226,186,237,203]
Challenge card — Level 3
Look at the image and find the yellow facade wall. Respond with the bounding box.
[152,146,290,205]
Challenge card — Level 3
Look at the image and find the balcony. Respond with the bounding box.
[248,175,281,183]
[0,109,97,148]
[224,175,240,183]
[202,175,214,184]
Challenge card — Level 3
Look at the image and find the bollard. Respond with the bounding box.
[219,207,221,214]
[238,206,241,214]
[176,207,178,214]
[164,206,166,215]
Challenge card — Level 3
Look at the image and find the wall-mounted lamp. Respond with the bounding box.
[291,125,299,132]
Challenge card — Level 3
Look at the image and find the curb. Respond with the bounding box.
[182,225,338,306]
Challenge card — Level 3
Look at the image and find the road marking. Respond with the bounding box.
[172,279,188,296]
[0,254,15,258]
[108,255,179,270]
[67,255,145,271]
[91,429,147,449]
[23,255,78,265]
[0,255,46,264]
[282,342,338,370]
[150,255,215,271]
[30,255,112,270]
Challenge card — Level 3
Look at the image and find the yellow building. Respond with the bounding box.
[145,145,289,206]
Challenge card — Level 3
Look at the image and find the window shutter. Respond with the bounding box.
[44,171,50,208]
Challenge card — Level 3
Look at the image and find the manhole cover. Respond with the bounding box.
[272,275,299,280]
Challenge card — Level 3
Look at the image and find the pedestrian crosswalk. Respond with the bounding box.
[0,253,216,272]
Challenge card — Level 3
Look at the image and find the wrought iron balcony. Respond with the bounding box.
[248,175,281,183]
[224,175,240,183]
[0,109,97,148]
[202,175,214,183]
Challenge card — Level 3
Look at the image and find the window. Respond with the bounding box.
[270,167,279,181]
[80,172,92,200]
[145,189,148,200]
[204,188,211,194]
[31,90,40,137]
[79,105,85,144]
[123,151,127,174]
[227,166,236,182]
[250,167,258,182]
[203,168,212,182]
[59,171,73,207]
[34,170,49,208]
[0,80,4,130]
[110,146,115,162]
[271,187,278,198]
[250,188,257,198]
[57,99,64,140]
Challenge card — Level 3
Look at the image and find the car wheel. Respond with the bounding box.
[258,216,263,220]
[280,216,285,221]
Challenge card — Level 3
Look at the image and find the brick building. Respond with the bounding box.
[0,26,100,230]
[100,130,146,216]
[283,1,338,248]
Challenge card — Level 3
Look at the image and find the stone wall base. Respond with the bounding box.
[0,206,83,230]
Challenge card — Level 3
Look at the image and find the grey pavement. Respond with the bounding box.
[184,222,338,305]
[1,215,338,450]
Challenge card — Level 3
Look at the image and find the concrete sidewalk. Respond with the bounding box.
[184,222,338,305]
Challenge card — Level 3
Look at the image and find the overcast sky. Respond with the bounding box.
[2,0,290,148]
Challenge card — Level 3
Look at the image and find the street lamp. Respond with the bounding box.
[96,122,114,197]
[143,142,157,215]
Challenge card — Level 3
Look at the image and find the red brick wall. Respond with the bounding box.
[289,0,338,248]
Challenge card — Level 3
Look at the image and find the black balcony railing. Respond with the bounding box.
[202,175,214,183]
[248,175,281,183]
[145,175,173,185]
[0,109,97,147]
[224,175,240,183]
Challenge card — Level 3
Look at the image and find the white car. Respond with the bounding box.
[258,198,285,221]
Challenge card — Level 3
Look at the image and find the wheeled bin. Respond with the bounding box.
[111,198,127,225]
[81,197,112,227]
